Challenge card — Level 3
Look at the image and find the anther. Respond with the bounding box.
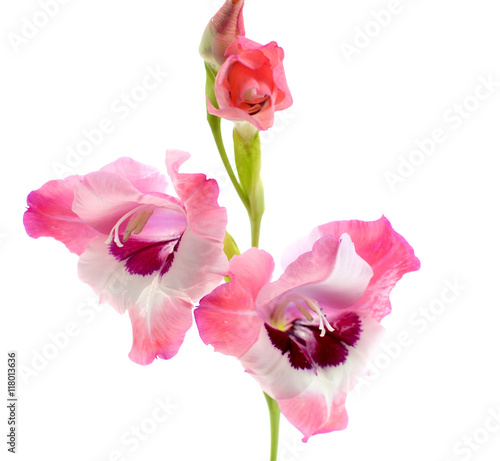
[122,210,153,242]
[105,205,154,247]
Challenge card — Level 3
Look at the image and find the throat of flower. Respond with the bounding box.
[105,204,154,248]
[244,87,259,101]
[274,293,335,337]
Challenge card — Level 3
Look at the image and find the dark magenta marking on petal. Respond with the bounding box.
[159,238,181,277]
[264,312,362,370]
[264,324,313,370]
[288,338,314,370]
[331,311,362,347]
[306,325,349,368]
[264,323,290,352]
[109,237,180,277]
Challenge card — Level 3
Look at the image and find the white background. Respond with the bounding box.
[1,1,500,460]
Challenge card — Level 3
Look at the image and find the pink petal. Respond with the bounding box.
[295,234,373,310]
[222,61,273,106]
[211,39,291,131]
[256,236,340,314]
[166,150,226,243]
[128,283,194,365]
[24,175,100,255]
[317,217,420,321]
[162,150,228,300]
[195,248,274,358]
[249,103,276,131]
[227,39,292,111]
[226,37,277,56]
[230,47,269,71]
[207,97,269,130]
[257,235,372,320]
[212,0,245,35]
[210,0,245,65]
[131,207,186,242]
[99,157,168,195]
[72,170,182,235]
[278,392,348,442]
[272,63,293,110]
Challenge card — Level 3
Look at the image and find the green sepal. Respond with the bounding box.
[223,231,241,282]
[233,125,265,247]
[223,231,240,261]
[204,61,219,111]
[205,62,222,135]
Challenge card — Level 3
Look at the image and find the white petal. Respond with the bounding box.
[240,324,314,400]
[77,236,155,314]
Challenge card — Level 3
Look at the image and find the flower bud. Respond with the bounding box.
[199,0,245,69]
[207,37,293,131]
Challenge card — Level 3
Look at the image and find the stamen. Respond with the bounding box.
[274,293,335,337]
[123,210,154,242]
[296,303,313,322]
[105,204,154,248]
[302,297,335,337]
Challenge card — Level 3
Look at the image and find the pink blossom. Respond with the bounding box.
[208,36,293,131]
[195,217,419,440]
[199,0,246,67]
[24,151,228,365]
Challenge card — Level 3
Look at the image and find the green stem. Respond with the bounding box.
[232,126,265,248]
[264,393,281,461]
[250,212,262,248]
[207,115,250,211]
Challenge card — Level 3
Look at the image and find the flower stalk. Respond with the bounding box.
[205,63,250,212]
[264,392,281,461]
[232,123,264,248]
[204,63,265,248]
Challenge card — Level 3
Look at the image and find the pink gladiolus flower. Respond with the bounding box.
[24,151,228,365]
[195,217,420,441]
[199,0,246,68]
[207,36,293,131]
